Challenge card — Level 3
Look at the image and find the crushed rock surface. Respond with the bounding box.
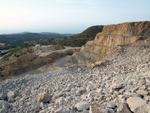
[0,47,150,113]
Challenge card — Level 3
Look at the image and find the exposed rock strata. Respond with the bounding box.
[69,21,150,65]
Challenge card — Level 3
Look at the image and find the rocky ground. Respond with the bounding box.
[0,47,150,113]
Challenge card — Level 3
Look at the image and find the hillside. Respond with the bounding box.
[0,26,103,50]
[57,25,104,47]
[27,26,104,47]
[0,33,67,50]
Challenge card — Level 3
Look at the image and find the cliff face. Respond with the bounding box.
[70,21,150,65]
[94,21,150,47]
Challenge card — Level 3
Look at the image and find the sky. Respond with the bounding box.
[0,0,150,34]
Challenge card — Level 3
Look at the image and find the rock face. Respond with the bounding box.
[94,21,150,47]
[69,21,150,65]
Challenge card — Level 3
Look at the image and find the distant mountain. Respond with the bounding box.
[0,26,104,49]
[0,32,67,49]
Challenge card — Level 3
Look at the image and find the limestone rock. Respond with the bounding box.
[7,91,15,102]
[144,96,150,101]
[70,21,150,65]
[71,88,77,94]
[89,102,104,113]
[124,91,141,97]
[75,101,90,111]
[107,102,116,109]
[127,97,147,112]
[7,91,15,99]
[133,104,150,113]
[112,83,123,90]
[117,103,132,113]
[94,21,150,47]
[76,87,86,95]
[37,92,51,103]
[32,103,41,112]
[136,90,148,96]
[55,97,64,105]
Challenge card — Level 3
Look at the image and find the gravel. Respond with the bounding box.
[0,47,150,113]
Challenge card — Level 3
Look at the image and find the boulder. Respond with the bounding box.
[76,87,86,95]
[75,101,90,111]
[89,102,105,113]
[7,91,15,102]
[132,104,150,113]
[127,97,147,112]
[55,97,64,105]
[7,91,15,99]
[117,103,132,113]
[37,92,51,103]
[111,83,123,90]
[31,103,41,112]
[107,102,116,109]
[136,90,148,96]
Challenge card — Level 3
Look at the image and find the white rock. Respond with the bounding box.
[132,104,150,113]
[117,103,132,113]
[7,91,15,99]
[89,102,104,113]
[144,96,150,101]
[136,90,148,96]
[88,90,97,97]
[55,97,64,105]
[96,89,103,94]
[32,103,41,112]
[55,107,70,113]
[37,92,51,103]
[86,85,93,92]
[127,97,147,112]
[75,101,90,111]
[112,83,123,90]
[124,91,141,97]
[76,87,86,95]
[71,88,77,94]
[107,102,116,109]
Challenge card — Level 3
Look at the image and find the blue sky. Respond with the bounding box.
[0,0,150,34]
